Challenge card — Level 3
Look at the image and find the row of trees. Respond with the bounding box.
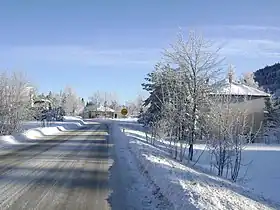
[0,70,145,134]
[41,87,85,116]
[86,90,144,116]
[0,71,89,133]
[139,31,264,181]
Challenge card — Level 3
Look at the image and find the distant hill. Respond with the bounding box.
[254,63,280,94]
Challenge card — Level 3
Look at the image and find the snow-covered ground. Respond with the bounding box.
[114,121,280,210]
[112,117,138,122]
[1,116,279,209]
[0,116,89,154]
[108,122,173,210]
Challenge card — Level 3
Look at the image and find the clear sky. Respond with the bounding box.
[0,0,280,104]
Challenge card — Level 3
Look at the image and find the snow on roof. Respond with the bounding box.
[34,99,52,104]
[211,80,270,97]
[96,105,115,113]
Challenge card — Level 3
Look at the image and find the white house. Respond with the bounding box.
[211,77,270,141]
[83,105,115,118]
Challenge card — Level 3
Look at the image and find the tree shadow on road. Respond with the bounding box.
[0,166,109,190]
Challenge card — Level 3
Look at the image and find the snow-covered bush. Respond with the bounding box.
[205,90,261,181]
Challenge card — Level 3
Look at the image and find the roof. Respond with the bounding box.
[97,105,115,112]
[211,80,270,97]
[34,99,52,104]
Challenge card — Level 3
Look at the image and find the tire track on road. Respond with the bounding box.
[0,124,112,210]
[0,130,87,210]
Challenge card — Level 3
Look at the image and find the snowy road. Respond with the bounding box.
[0,123,112,210]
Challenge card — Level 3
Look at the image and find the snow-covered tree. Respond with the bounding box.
[125,95,144,116]
[141,31,224,161]
[240,72,259,88]
[262,95,280,143]
[162,30,224,161]
[61,86,83,116]
[0,72,34,134]
[205,93,258,181]
[89,91,119,111]
[140,68,166,129]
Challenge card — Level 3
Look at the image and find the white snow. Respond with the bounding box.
[211,80,270,96]
[0,135,20,145]
[192,143,280,204]
[0,117,90,154]
[63,116,84,121]
[112,117,138,122]
[108,122,172,209]
[114,123,280,210]
[96,105,115,112]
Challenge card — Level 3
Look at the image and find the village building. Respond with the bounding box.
[83,104,115,118]
[210,76,270,142]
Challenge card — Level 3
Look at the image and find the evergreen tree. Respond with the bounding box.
[264,96,279,129]
[140,68,166,127]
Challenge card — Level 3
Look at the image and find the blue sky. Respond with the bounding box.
[0,1,280,104]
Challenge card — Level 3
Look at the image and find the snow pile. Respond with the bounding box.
[112,117,139,122]
[63,116,83,121]
[20,116,86,132]
[119,126,280,210]
[23,127,62,139]
[0,117,89,146]
[0,135,20,145]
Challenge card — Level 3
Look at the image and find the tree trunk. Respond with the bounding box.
[188,144,194,161]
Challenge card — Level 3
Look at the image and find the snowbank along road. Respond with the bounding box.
[0,122,112,210]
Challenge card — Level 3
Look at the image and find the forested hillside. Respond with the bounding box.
[254,63,280,94]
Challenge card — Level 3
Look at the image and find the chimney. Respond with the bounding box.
[228,65,234,84]
[228,71,233,83]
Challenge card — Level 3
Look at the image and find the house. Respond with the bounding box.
[33,98,52,109]
[210,76,270,141]
[83,104,115,118]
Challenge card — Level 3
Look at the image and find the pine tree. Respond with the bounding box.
[140,71,162,126]
[264,96,279,129]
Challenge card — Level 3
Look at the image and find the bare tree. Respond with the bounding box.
[125,101,138,116]
[240,72,259,88]
[162,30,224,161]
[89,91,119,109]
[205,91,258,181]
[89,91,104,108]
[61,86,82,116]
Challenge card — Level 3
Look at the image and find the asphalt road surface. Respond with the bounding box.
[0,122,112,210]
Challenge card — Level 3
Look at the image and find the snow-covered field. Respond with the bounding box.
[115,120,280,210]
